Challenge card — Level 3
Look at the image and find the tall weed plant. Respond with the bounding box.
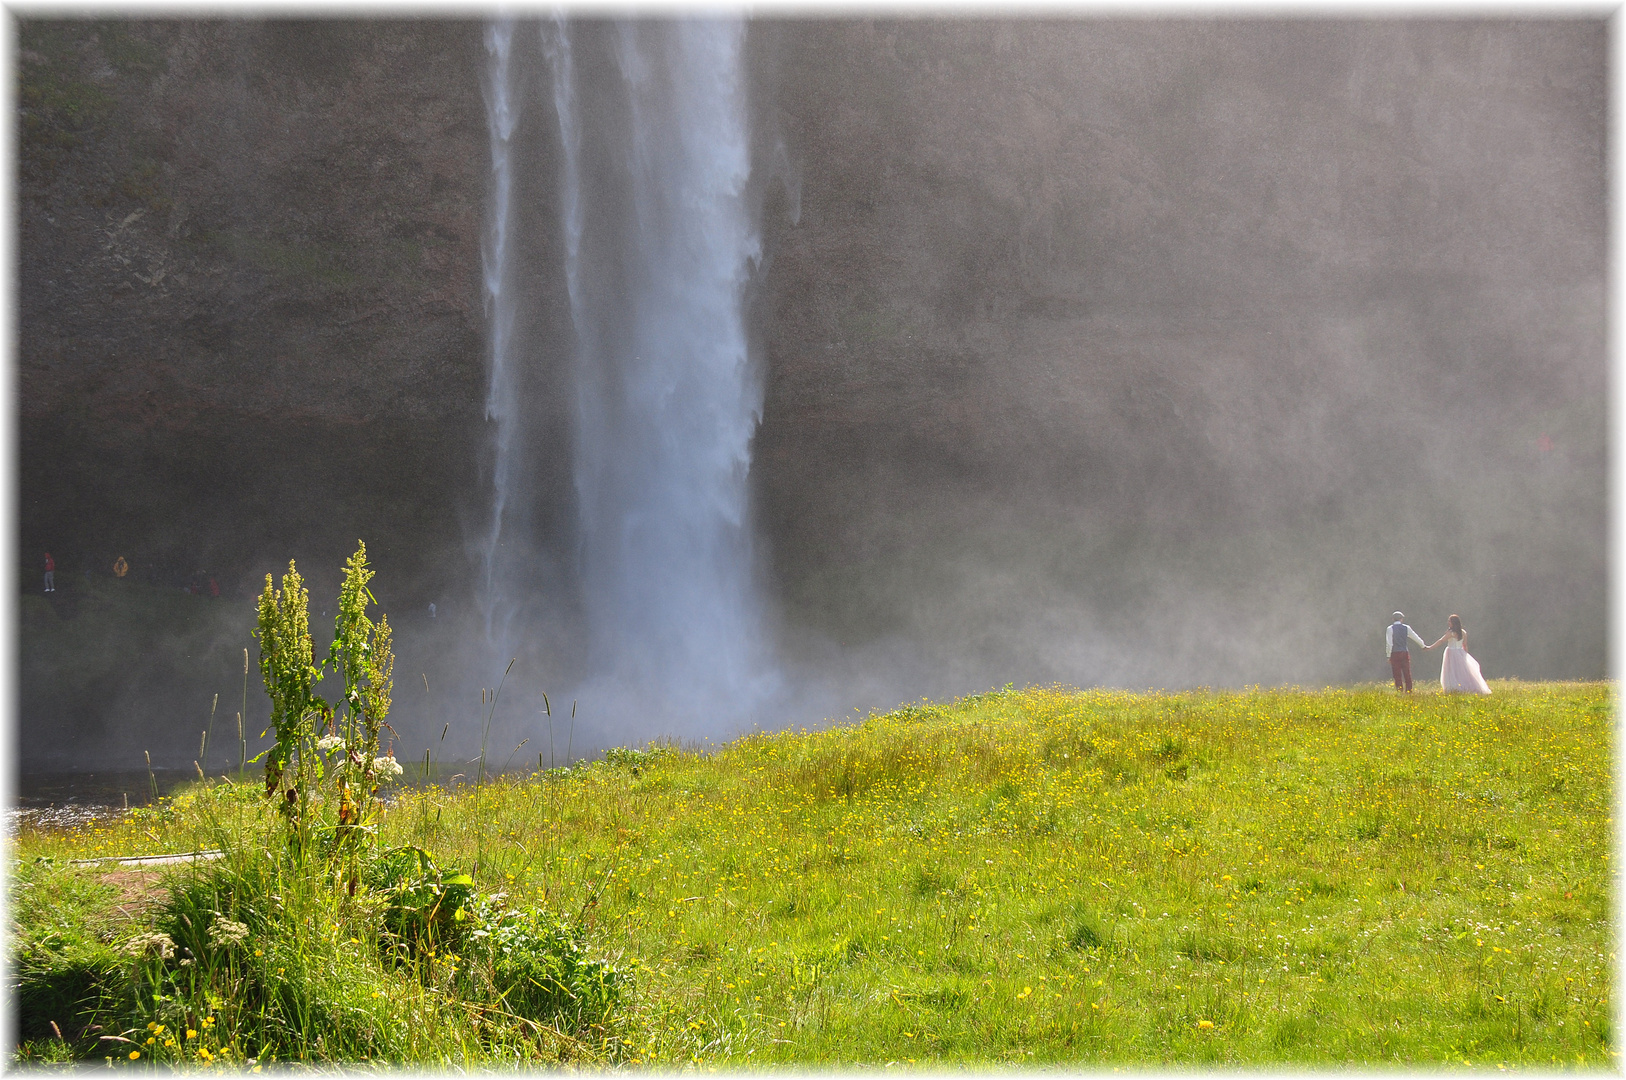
[254,542,399,870]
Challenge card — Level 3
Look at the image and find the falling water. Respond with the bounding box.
[539,18,581,323]
[483,18,776,735]
[479,19,520,648]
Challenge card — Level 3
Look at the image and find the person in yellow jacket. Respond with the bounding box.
[113,556,128,578]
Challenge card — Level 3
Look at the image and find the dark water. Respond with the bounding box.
[15,768,200,808]
[8,762,561,834]
[9,768,200,832]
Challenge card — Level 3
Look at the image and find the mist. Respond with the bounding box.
[14,17,1605,779]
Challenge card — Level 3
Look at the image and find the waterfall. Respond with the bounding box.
[484,18,776,735]
[479,18,520,648]
[539,18,581,324]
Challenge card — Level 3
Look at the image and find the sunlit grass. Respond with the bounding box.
[12,681,1613,1066]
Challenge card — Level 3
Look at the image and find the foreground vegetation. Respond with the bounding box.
[12,680,1613,1067]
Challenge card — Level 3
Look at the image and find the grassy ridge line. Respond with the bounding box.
[12,681,1615,1066]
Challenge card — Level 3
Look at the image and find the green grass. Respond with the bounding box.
[11,681,1614,1067]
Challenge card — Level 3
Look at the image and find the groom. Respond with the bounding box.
[1385,611,1427,692]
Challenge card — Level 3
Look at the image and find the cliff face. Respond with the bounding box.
[750,19,1606,687]
[17,18,1608,767]
[19,20,490,604]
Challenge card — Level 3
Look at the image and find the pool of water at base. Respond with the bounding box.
[9,769,200,832]
[9,764,550,834]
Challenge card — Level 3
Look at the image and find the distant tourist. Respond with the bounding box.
[1428,615,1491,695]
[113,556,128,578]
[1384,611,1425,692]
[42,552,54,593]
[208,575,220,598]
[428,602,436,619]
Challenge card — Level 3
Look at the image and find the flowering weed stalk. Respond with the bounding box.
[253,542,396,876]
[324,541,396,886]
[254,560,328,849]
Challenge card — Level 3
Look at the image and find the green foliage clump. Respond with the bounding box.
[10,541,625,1067]
[365,845,623,1033]
[254,541,396,868]
[255,559,325,821]
[12,813,626,1065]
[456,894,624,1032]
[368,845,476,953]
[325,542,396,852]
[603,744,675,770]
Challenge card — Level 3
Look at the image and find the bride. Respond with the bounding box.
[1427,614,1491,695]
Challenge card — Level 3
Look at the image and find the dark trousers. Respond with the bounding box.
[1389,650,1413,691]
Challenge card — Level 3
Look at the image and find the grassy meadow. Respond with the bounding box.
[10,681,1614,1067]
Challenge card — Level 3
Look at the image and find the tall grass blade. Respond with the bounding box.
[202,693,218,775]
[566,699,576,767]
[240,648,249,780]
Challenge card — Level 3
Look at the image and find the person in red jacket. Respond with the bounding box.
[43,552,55,593]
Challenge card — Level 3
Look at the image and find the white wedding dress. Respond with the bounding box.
[1440,634,1491,695]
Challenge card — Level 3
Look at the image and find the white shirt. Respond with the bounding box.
[1386,622,1426,657]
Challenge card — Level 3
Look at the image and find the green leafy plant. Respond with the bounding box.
[602,745,674,770]
[254,542,396,867]
[323,542,397,872]
[368,846,477,955]
[456,896,624,1034]
[254,561,328,841]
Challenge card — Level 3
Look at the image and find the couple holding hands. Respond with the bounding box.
[1385,612,1491,695]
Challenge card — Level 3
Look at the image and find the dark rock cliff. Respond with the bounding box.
[17,17,1607,768]
[19,20,490,605]
[751,19,1605,688]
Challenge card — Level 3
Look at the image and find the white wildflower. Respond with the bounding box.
[373,755,405,783]
[208,916,250,950]
[317,734,345,753]
[123,931,176,960]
